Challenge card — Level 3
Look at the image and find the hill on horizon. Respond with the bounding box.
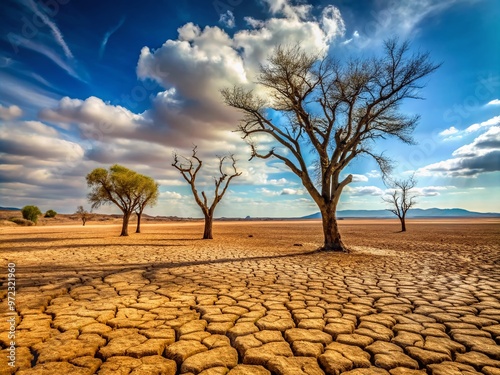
[302,208,500,219]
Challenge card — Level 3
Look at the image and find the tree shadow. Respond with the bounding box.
[7,249,320,290]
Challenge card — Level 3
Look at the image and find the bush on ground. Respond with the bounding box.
[45,209,57,218]
[10,218,35,226]
[21,205,42,223]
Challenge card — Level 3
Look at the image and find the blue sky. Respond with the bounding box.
[0,0,499,217]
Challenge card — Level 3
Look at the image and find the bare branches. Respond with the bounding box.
[383,174,418,231]
[172,146,241,216]
[222,40,438,248]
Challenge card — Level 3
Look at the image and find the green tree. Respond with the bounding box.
[21,205,42,223]
[135,177,159,233]
[86,165,158,236]
[44,209,57,218]
[75,206,92,226]
[222,40,439,251]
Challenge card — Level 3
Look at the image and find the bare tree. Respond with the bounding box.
[383,175,417,232]
[222,39,439,251]
[172,146,241,239]
[75,206,92,226]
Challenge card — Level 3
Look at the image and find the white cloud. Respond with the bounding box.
[321,5,346,40]
[26,0,73,58]
[0,104,22,120]
[366,170,382,178]
[219,10,235,28]
[99,17,126,59]
[160,191,183,199]
[438,115,500,141]
[345,186,385,196]
[355,0,466,48]
[418,126,500,177]
[486,99,500,106]
[280,188,304,195]
[465,115,500,133]
[439,126,459,137]
[351,174,369,182]
[413,186,453,197]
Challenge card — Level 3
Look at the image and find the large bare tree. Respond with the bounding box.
[383,175,417,232]
[222,39,439,251]
[172,146,241,239]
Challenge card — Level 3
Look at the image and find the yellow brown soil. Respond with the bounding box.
[0,219,499,374]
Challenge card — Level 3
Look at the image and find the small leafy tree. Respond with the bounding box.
[75,206,92,226]
[383,175,417,232]
[172,146,241,239]
[135,177,159,233]
[86,165,157,236]
[22,205,42,223]
[44,209,57,218]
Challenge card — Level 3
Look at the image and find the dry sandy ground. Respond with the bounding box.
[0,220,499,375]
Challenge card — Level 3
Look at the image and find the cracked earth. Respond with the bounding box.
[0,220,499,375]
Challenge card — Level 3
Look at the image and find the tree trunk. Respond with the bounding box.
[203,214,213,239]
[320,206,346,251]
[136,212,142,233]
[120,212,131,236]
[400,216,406,232]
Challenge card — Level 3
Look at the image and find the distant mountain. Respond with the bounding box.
[302,208,500,219]
[0,207,21,211]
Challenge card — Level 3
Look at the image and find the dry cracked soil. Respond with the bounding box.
[0,219,499,375]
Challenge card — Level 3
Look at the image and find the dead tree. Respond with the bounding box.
[383,175,417,232]
[172,146,241,239]
[222,39,439,251]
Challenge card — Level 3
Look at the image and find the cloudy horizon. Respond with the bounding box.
[0,0,499,217]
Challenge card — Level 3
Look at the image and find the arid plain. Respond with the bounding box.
[1,219,499,375]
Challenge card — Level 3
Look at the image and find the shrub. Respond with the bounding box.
[21,205,42,223]
[10,218,35,226]
[45,209,57,218]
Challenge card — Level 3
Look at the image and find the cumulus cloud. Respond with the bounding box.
[351,174,369,182]
[160,191,183,199]
[487,99,500,106]
[413,186,453,197]
[419,126,500,177]
[280,188,304,195]
[439,126,459,137]
[219,10,235,28]
[345,186,385,196]
[439,115,500,141]
[0,104,22,120]
[464,115,500,134]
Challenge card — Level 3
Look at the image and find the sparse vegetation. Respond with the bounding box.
[75,206,92,226]
[173,146,241,239]
[44,209,57,218]
[222,39,439,251]
[10,217,35,226]
[21,205,42,224]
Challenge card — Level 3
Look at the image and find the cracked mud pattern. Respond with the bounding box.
[0,220,499,375]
